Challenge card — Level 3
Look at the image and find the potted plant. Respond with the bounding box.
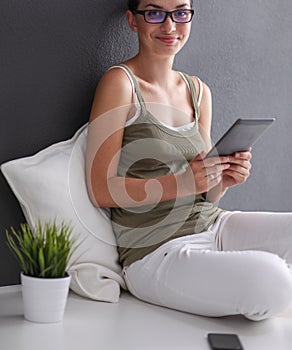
[6,221,77,323]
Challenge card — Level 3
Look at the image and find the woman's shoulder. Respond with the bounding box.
[89,65,134,122]
[95,65,134,103]
[186,74,210,92]
[180,71,211,107]
[98,65,133,91]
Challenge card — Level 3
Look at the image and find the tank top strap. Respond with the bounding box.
[109,64,147,114]
[179,72,200,122]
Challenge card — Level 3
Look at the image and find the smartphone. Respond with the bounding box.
[207,333,244,350]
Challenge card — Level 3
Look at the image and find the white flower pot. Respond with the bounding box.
[21,272,71,323]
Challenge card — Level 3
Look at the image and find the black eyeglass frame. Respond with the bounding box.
[131,9,195,24]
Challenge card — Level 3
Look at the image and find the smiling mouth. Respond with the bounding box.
[156,36,179,44]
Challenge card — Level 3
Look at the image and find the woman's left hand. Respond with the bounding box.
[221,148,252,189]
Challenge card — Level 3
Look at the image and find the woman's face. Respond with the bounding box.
[127,0,193,58]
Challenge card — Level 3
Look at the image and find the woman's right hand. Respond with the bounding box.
[188,152,231,194]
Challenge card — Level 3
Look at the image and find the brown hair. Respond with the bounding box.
[128,0,193,12]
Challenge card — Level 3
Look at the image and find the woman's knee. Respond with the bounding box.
[241,251,292,320]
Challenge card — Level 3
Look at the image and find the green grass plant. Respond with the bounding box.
[6,221,77,278]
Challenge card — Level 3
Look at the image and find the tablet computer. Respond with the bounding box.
[206,118,276,158]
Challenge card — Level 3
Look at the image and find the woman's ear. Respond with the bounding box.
[126,10,138,32]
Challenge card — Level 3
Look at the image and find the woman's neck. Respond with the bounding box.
[125,53,176,87]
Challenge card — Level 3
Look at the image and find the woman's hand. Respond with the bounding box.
[221,148,252,189]
[189,152,231,194]
[187,148,252,201]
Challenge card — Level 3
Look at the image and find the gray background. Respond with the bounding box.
[0,0,291,286]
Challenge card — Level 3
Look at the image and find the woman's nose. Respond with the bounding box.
[160,16,176,32]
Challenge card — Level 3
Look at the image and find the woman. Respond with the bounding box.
[86,0,292,320]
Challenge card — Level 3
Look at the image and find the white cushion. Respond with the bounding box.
[1,124,126,303]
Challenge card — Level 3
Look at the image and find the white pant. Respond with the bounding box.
[123,211,292,321]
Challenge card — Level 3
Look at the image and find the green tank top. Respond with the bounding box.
[111,65,222,267]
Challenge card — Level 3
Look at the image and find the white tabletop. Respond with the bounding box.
[1,287,292,350]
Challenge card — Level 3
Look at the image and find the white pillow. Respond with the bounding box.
[1,124,126,303]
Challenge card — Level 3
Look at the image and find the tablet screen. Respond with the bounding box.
[206,118,275,158]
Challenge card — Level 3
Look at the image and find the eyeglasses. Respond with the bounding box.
[132,9,194,24]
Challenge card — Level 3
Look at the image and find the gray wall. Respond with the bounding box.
[0,0,291,286]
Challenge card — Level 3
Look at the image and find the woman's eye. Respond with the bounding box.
[176,10,187,17]
[148,10,163,18]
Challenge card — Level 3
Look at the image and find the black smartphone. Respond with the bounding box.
[207,333,244,350]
